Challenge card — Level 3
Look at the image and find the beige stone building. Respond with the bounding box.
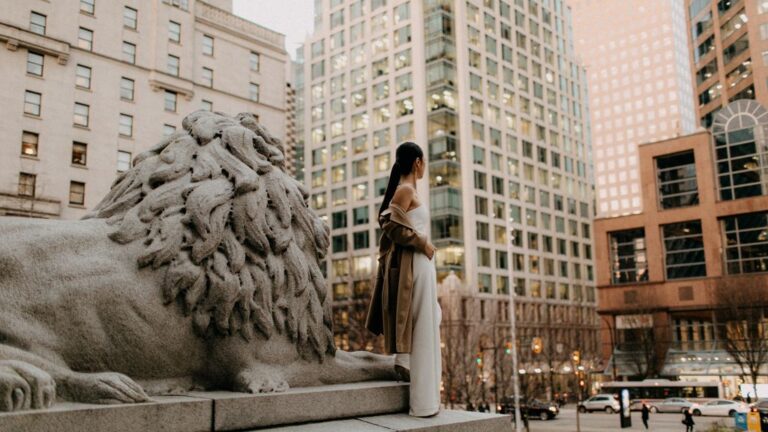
[301,0,599,403]
[0,0,288,219]
[570,0,698,218]
[594,100,768,395]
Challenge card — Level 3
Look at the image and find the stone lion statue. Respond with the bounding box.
[0,110,395,412]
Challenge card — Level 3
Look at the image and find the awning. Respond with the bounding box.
[661,350,748,376]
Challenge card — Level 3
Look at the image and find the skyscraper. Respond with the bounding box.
[0,0,288,218]
[570,0,697,217]
[301,0,599,400]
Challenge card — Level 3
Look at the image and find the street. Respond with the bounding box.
[523,407,737,432]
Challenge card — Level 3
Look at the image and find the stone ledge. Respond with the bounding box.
[0,381,409,432]
[256,410,512,431]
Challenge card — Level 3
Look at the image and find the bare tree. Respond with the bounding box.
[714,277,768,398]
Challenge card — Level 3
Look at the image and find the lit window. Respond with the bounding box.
[167,54,179,76]
[609,228,648,284]
[164,90,177,112]
[117,151,132,172]
[21,131,38,157]
[122,41,136,64]
[78,28,94,50]
[72,142,87,166]
[119,113,133,137]
[80,0,95,14]
[29,12,46,35]
[75,65,92,89]
[18,173,36,197]
[69,181,86,205]
[73,102,89,126]
[123,7,137,29]
[26,52,44,76]
[120,77,134,101]
[202,35,214,56]
[24,91,41,116]
[168,20,181,42]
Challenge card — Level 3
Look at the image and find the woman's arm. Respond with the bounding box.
[383,186,436,259]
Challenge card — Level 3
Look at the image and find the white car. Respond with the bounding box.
[649,398,697,413]
[691,399,748,417]
[578,394,621,413]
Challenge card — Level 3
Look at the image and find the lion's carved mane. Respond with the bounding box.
[85,111,335,362]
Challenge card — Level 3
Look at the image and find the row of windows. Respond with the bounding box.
[17,173,87,206]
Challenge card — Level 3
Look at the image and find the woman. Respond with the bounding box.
[364,142,441,417]
[682,407,695,432]
[641,401,650,430]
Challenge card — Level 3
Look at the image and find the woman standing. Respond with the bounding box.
[641,401,650,430]
[365,142,442,417]
[683,407,695,432]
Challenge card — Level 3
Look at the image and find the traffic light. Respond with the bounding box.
[572,350,581,364]
[532,337,542,354]
[505,341,512,355]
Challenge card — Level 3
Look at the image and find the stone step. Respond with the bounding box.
[0,381,411,432]
[257,410,513,431]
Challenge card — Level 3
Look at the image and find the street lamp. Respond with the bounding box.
[503,210,523,432]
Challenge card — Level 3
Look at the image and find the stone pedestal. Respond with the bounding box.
[0,381,510,431]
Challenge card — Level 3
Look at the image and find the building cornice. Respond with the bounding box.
[194,1,287,55]
[0,21,70,64]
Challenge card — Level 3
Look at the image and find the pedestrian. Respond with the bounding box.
[747,394,753,404]
[641,402,650,430]
[683,408,695,432]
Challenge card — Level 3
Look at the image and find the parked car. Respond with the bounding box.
[500,397,560,420]
[649,398,698,413]
[578,394,620,414]
[750,399,768,413]
[692,399,748,417]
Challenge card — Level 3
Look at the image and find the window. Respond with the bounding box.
[123,6,137,29]
[73,103,89,126]
[18,173,36,197]
[78,28,93,51]
[353,231,370,249]
[20,131,38,157]
[202,67,213,87]
[168,21,181,42]
[27,52,44,76]
[353,206,369,225]
[23,90,42,118]
[167,54,179,76]
[714,125,764,200]
[609,229,648,284]
[652,151,699,210]
[663,221,706,279]
[69,181,85,205]
[122,42,136,64]
[722,212,768,274]
[75,65,92,89]
[164,90,177,112]
[30,12,46,35]
[250,51,260,71]
[120,77,134,101]
[202,35,214,56]
[250,83,260,102]
[80,0,95,14]
[119,114,133,137]
[201,99,212,111]
[117,151,132,172]
[72,142,87,166]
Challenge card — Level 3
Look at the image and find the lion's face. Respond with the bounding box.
[86,110,335,362]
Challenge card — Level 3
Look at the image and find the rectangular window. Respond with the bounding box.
[80,0,95,14]
[78,28,93,50]
[657,151,699,209]
[722,212,768,274]
[167,54,179,76]
[119,113,133,137]
[24,91,41,116]
[250,51,260,71]
[353,231,370,249]
[30,12,46,35]
[164,90,177,112]
[168,20,181,42]
[353,206,369,225]
[201,100,212,111]
[202,67,213,87]
[69,181,85,205]
[250,83,260,102]
[122,41,136,64]
[663,221,706,279]
[120,77,134,101]
[609,229,648,284]
[714,127,764,200]
[75,64,92,89]
[18,173,36,197]
[202,35,214,56]
[163,124,176,136]
[117,151,132,172]
[73,102,89,126]
[26,52,44,76]
[123,6,137,29]
[72,142,87,166]
[21,131,38,157]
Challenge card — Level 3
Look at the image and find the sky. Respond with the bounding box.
[233,0,315,59]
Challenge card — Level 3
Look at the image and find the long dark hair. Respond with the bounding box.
[378,141,424,218]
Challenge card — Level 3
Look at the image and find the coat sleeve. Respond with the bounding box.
[381,218,429,255]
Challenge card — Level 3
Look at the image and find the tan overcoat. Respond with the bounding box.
[365,203,430,354]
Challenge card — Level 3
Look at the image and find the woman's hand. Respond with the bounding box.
[425,242,436,260]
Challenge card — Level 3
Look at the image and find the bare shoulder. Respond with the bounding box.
[391,184,415,208]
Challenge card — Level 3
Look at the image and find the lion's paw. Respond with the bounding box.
[0,360,56,411]
[69,372,151,405]
[234,368,289,394]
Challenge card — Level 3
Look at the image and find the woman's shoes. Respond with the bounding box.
[394,364,410,382]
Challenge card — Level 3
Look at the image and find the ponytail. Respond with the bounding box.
[378,162,402,218]
[377,141,424,219]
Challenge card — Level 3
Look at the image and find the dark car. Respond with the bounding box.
[500,397,560,420]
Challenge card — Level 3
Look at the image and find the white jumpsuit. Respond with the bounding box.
[394,203,443,416]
